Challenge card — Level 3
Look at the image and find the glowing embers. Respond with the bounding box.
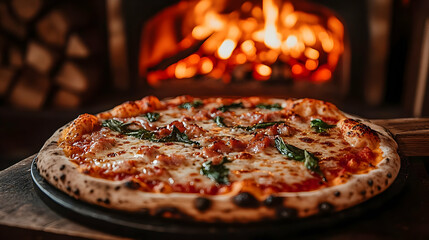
[142,0,344,86]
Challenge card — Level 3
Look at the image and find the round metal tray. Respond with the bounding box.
[31,157,408,238]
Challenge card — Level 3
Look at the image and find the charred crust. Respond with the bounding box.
[104,199,110,204]
[319,132,330,137]
[90,189,94,194]
[74,189,80,196]
[387,172,392,178]
[276,207,297,219]
[385,179,389,186]
[124,180,140,190]
[263,195,283,208]
[367,179,374,186]
[318,202,334,214]
[386,158,390,163]
[60,174,66,182]
[232,192,259,208]
[360,190,366,197]
[66,186,71,192]
[60,165,66,171]
[114,186,121,191]
[377,186,381,191]
[334,191,341,197]
[194,197,211,212]
[53,176,58,181]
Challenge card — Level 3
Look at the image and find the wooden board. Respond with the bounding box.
[1,155,429,239]
[372,118,429,156]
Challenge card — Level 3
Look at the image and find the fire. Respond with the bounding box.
[141,0,345,86]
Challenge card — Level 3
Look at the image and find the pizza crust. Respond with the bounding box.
[36,98,400,223]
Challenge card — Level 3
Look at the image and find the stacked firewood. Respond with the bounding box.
[0,0,106,109]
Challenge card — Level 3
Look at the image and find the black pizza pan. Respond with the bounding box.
[31,157,409,239]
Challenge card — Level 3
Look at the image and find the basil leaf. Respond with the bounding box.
[179,100,203,110]
[275,136,326,181]
[158,126,199,145]
[274,136,305,161]
[256,103,283,110]
[214,116,227,127]
[310,119,335,133]
[200,157,232,185]
[304,150,326,181]
[235,121,284,131]
[102,119,156,141]
[101,119,133,133]
[144,112,160,122]
[102,120,199,145]
[217,102,243,112]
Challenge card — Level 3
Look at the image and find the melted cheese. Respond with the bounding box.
[70,98,380,195]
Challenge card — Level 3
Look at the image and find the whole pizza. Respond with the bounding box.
[36,96,400,222]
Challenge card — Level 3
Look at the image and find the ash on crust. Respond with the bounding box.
[35,97,401,223]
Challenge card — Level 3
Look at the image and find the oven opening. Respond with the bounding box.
[138,0,349,99]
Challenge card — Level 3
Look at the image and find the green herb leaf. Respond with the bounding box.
[217,102,243,112]
[256,103,283,110]
[200,157,232,184]
[144,112,160,122]
[304,150,326,181]
[235,121,284,131]
[101,119,131,133]
[214,116,227,127]
[102,119,199,145]
[275,136,325,181]
[157,126,199,145]
[310,119,336,133]
[274,136,305,161]
[179,100,203,110]
[102,119,156,141]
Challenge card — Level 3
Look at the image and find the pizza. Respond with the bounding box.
[36,96,400,222]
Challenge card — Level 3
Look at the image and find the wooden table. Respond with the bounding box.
[1,155,429,240]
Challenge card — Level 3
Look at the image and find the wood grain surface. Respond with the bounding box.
[372,118,429,157]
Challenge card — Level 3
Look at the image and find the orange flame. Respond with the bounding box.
[143,0,345,85]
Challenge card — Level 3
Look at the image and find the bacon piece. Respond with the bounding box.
[155,154,186,166]
[236,152,253,159]
[135,96,164,111]
[193,110,211,121]
[137,146,159,158]
[184,123,207,137]
[247,133,273,153]
[167,120,186,132]
[203,140,231,158]
[88,137,116,153]
[228,138,247,151]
